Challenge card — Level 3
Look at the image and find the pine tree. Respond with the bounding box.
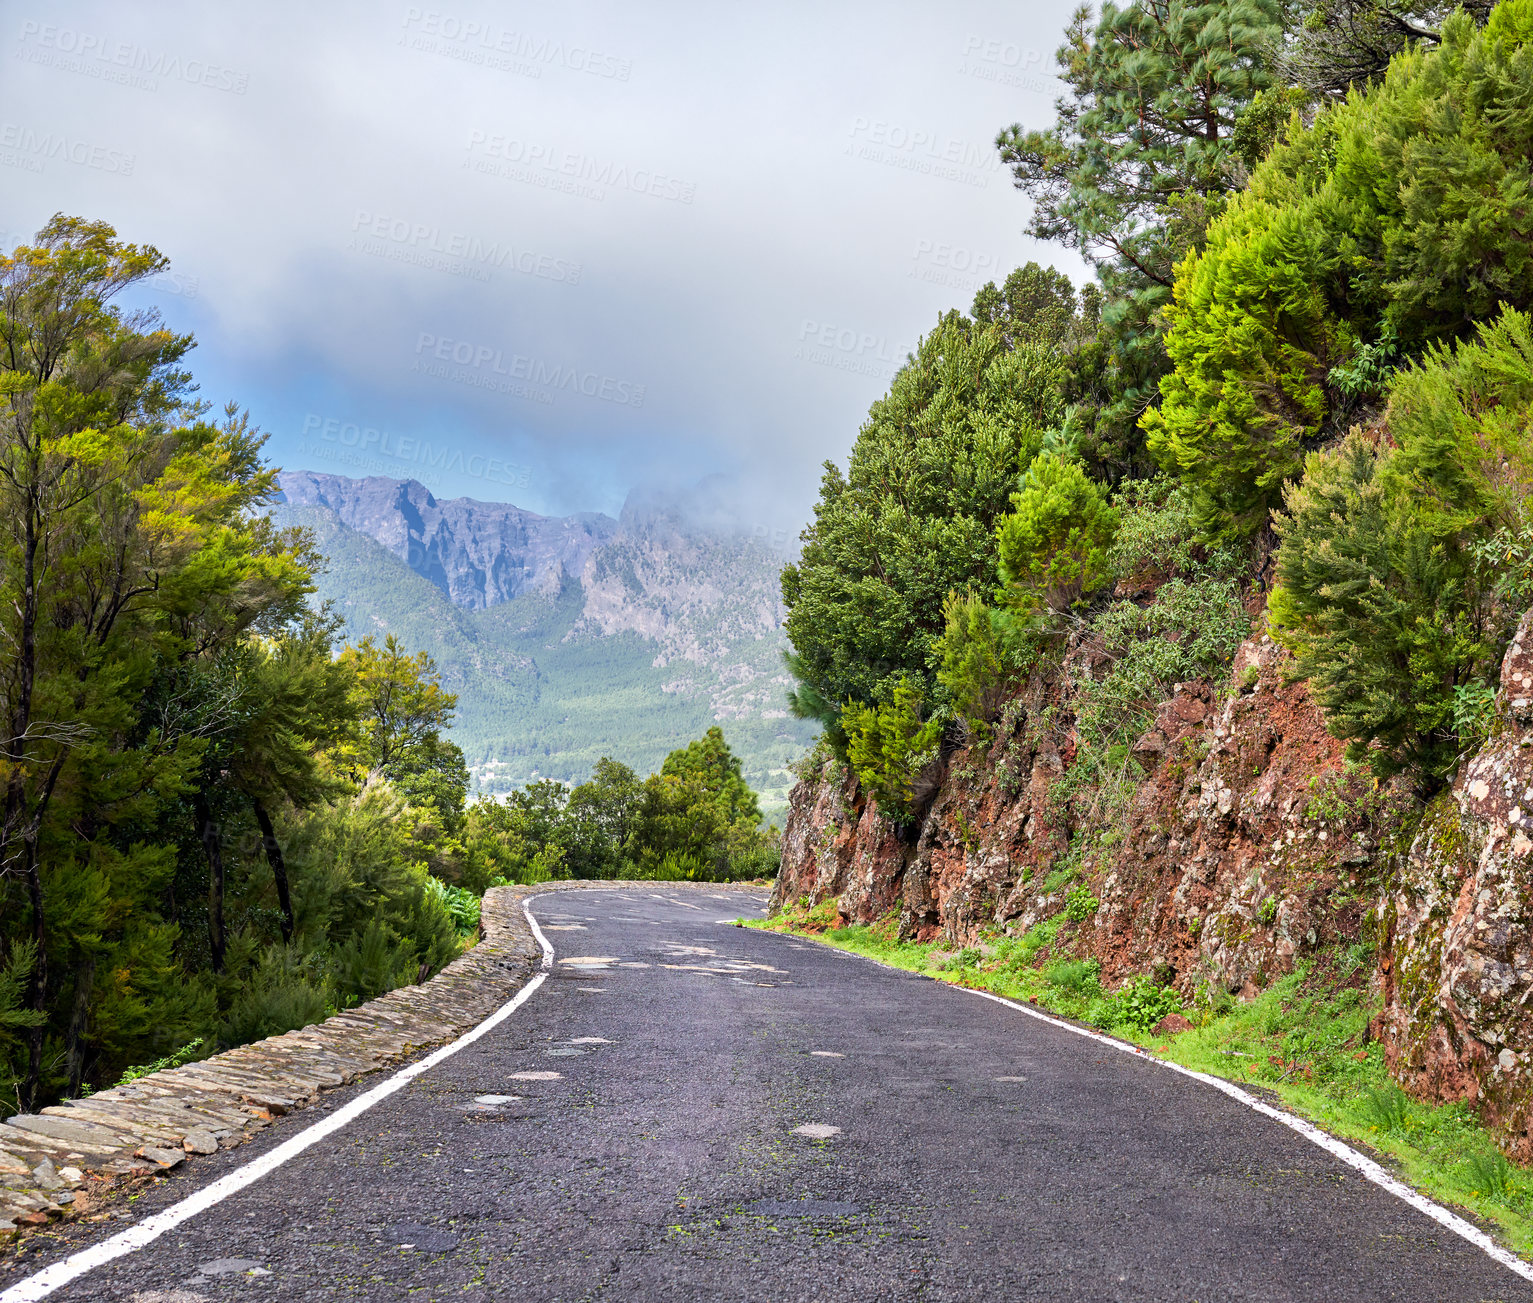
[970,262,1095,352]
[998,0,1283,284]
[565,758,643,878]
[1284,0,1493,99]
[934,593,1013,730]
[1140,199,1340,536]
[842,678,941,822]
[1271,309,1533,788]
[629,730,770,879]
[336,633,467,832]
[660,727,761,826]
[996,452,1119,612]
[995,0,1285,451]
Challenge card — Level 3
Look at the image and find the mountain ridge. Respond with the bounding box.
[271,470,814,812]
[276,470,618,608]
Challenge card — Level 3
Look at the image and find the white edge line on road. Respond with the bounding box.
[766,929,1533,1285]
[0,902,558,1303]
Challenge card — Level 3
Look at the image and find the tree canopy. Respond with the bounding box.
[783,0,1533,828]
[781,292,1078,732]
[1144,0,1533,534]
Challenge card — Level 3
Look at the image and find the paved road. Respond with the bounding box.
[4,888,1529,1302]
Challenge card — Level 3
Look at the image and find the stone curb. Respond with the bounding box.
[0,879,763,1245]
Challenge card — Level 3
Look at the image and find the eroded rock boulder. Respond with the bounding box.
[1380,611,1533,1159]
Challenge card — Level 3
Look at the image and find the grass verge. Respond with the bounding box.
[747,894,1533,1258]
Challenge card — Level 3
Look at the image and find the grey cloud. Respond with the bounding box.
[0,0,1086,532]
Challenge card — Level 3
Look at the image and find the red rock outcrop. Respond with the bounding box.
[1379,611,1533,1160]
[774,629,1405,999]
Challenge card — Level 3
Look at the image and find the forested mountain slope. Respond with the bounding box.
[271,472,814,812]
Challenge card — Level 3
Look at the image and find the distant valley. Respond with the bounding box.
[272,471,817,815]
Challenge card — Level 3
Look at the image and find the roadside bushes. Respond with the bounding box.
[195,781,468,1046]
[1272,308,1533,787]
[1037,957,1182,1033]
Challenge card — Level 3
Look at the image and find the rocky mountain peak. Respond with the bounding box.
[276,470,617,609]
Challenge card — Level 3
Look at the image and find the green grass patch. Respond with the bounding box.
[748,898,1533,1259]
[1040,865,1079,895]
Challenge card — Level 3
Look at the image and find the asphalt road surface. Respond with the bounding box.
[5,888,1529,1302]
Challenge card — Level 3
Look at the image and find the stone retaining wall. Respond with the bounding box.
[0,880,760,1242]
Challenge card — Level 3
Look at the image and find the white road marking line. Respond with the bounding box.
[809,1051,845,1058]
[0,902,557,1303]
[792,1124,841,1139]
[796,935,1533,1285]
[651,894,705,910]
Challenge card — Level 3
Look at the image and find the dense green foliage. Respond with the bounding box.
[1145,0,1533,533]
[1141,198,1339,535]
[786,0,1533,831]
[781,298,1075,723]
[1076,572,1250,751]
[1053,479,1250,822]
[465,729,778,884]
[1273,309,1533,784]
[0,218,481,1110]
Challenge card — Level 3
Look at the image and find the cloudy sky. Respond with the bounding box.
[0,0,1086,538]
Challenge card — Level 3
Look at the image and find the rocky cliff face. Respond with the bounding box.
[576,495,786,681]
[1379,611,1533,1160]
[277,471,615,608]
[774,611,1533,1155]
[774,630,1402,991]
[277,473,788,668]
